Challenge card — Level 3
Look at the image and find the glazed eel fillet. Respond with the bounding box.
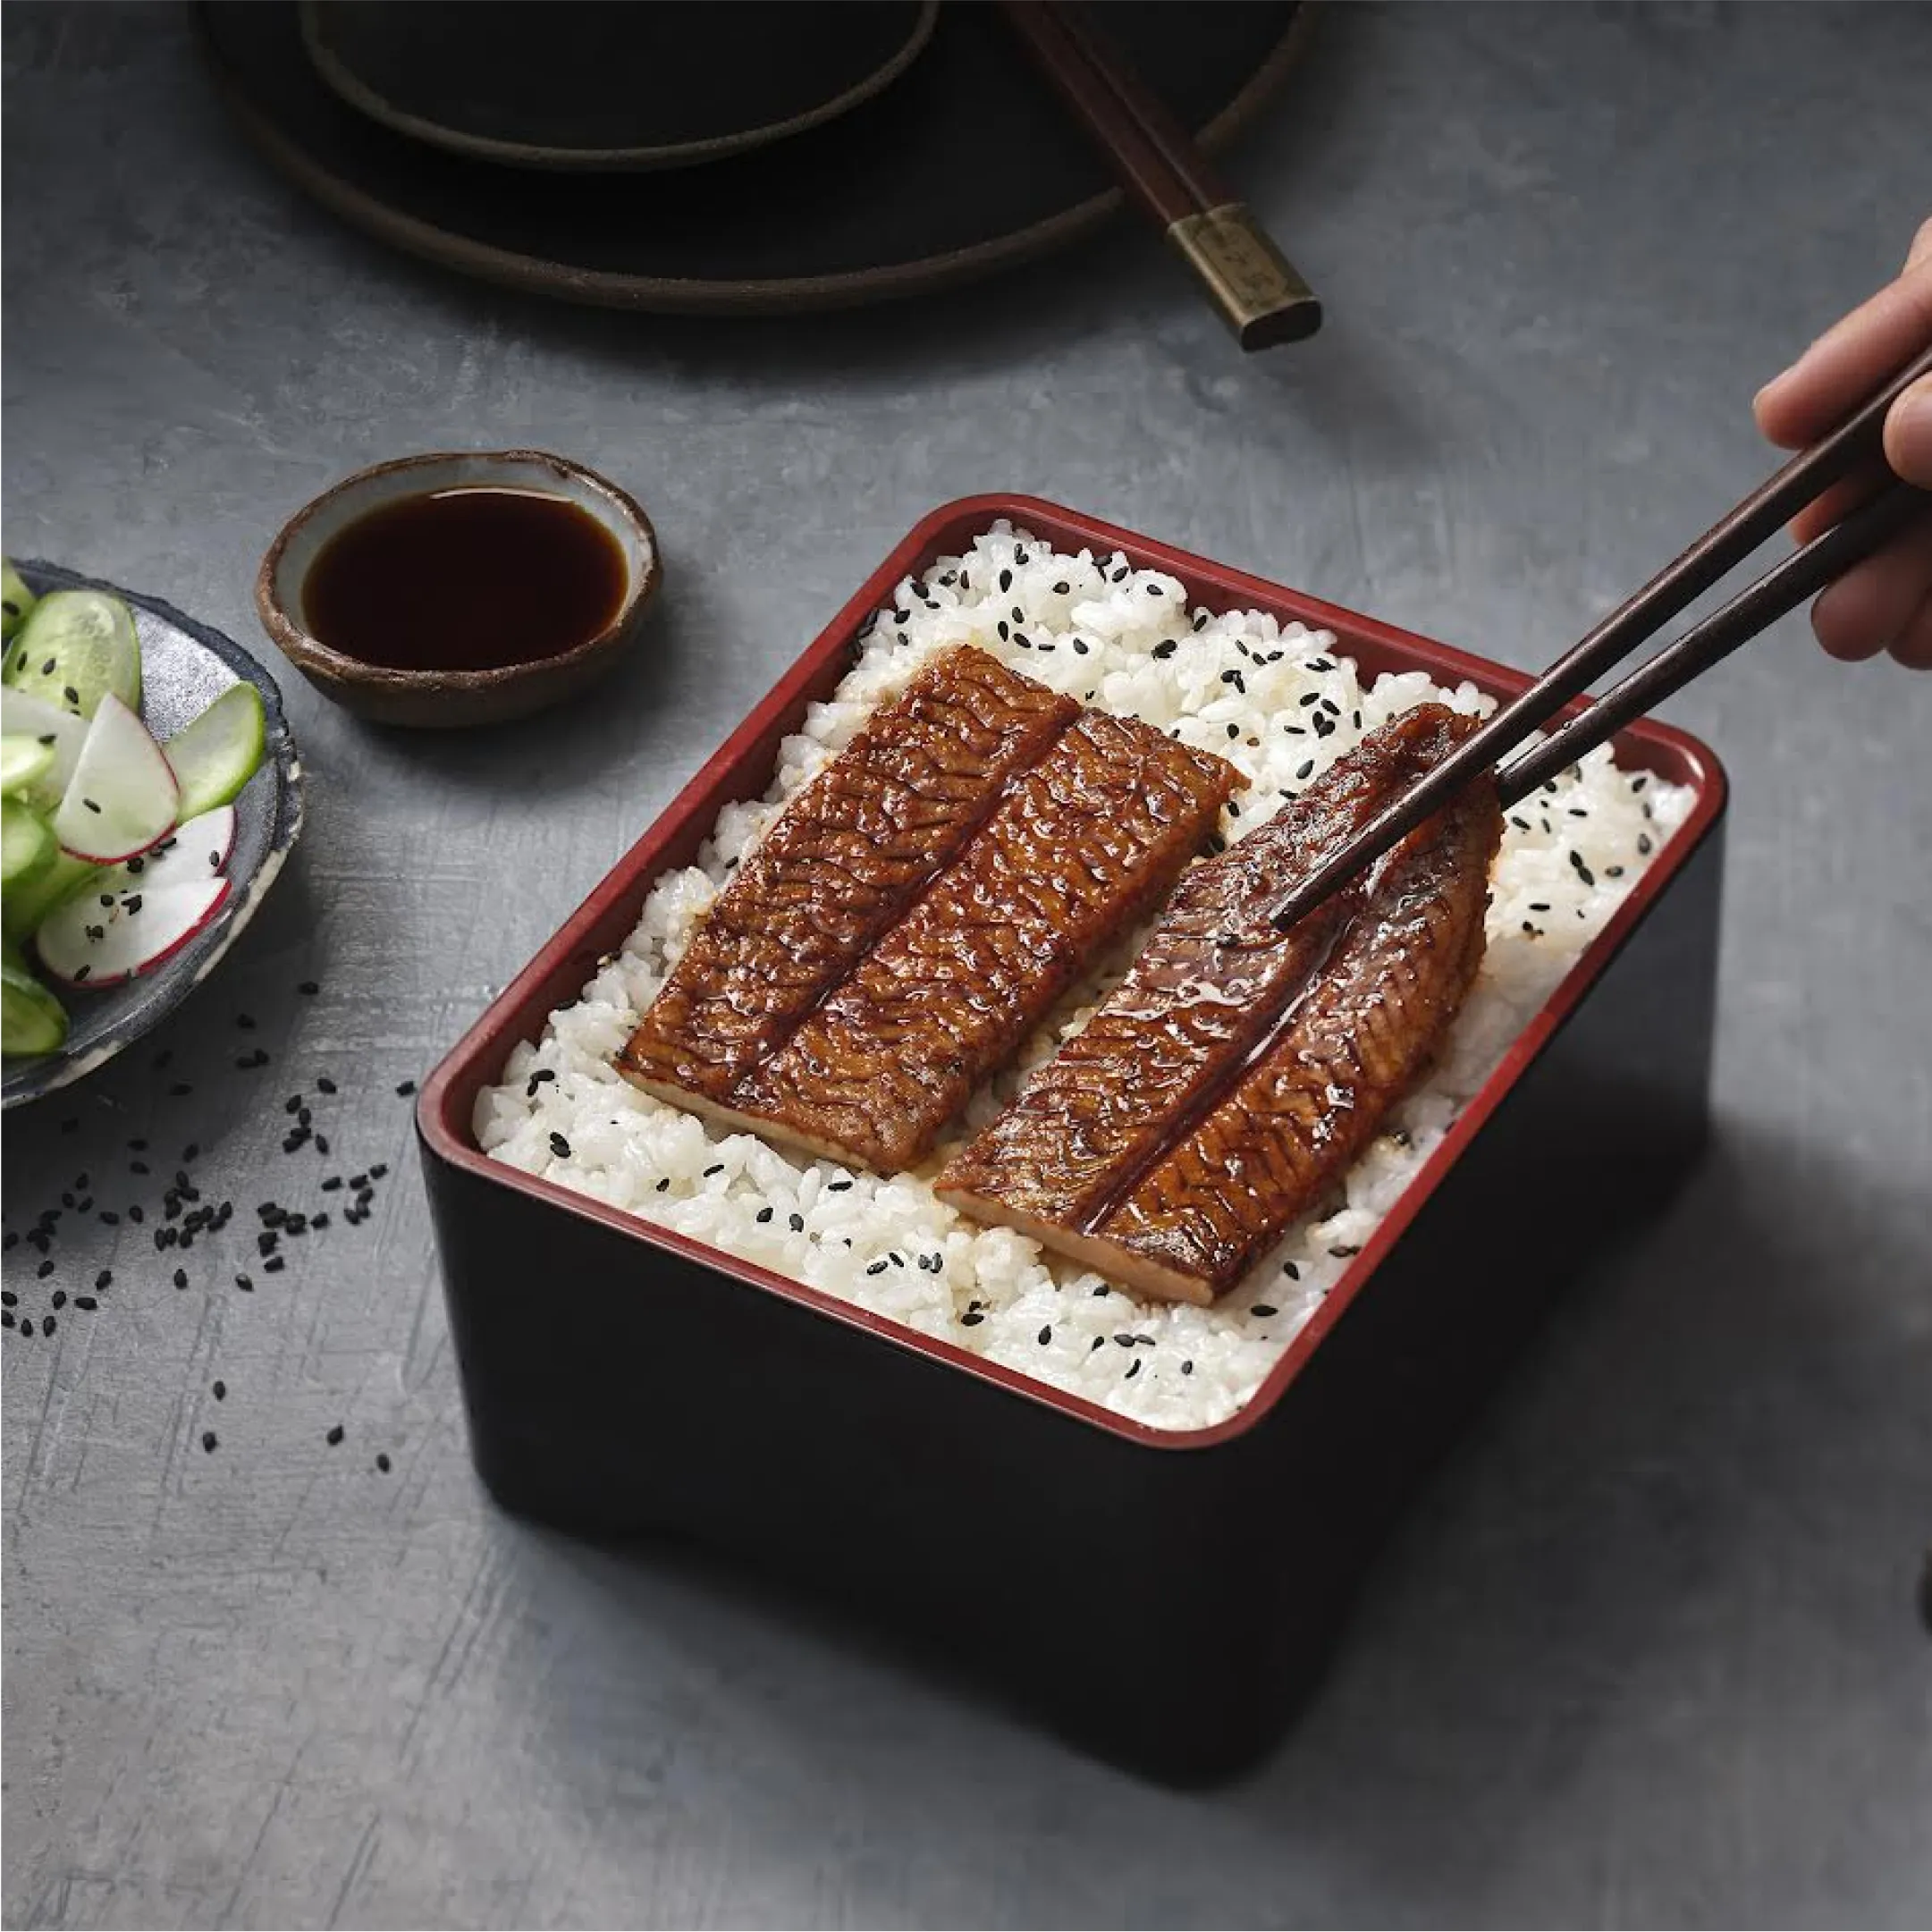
[725,710,1235,1170]
[935,704,1501,1303]
[620,645,1236,1170]
[619,646,1078,1105]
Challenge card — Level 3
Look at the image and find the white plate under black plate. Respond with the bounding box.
[1,565,306,1110]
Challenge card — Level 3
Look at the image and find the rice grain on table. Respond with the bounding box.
[477,522,1693,1432]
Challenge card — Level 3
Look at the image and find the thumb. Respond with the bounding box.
[1886,372,1932,486]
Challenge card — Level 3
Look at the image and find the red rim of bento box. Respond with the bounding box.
[419,493,1728,1455]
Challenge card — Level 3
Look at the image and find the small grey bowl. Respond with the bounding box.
[256,449,661,729]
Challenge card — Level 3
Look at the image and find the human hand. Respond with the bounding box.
[1754,218,1932,668]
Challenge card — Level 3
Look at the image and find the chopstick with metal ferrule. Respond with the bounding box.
[996,0,1321,350]
[1270,341,1932,931]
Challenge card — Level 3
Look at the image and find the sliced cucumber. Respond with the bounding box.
[0,734,57,798]
[165,682,266,820]
[6,587,142,718]
[0,688,89,811]
[1,949,68,1057]
[2,560,37,644]
[2,797,55,888]
[2,848,98,947]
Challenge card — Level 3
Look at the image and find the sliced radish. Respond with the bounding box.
[108,806,236,896]
[37,875,232,989]
[51,693,179,863]
[0,688,89,808]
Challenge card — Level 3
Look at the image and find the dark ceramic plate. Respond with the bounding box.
[1,564,305,1110]
[197,0,1310,314]
[300,0,941,173]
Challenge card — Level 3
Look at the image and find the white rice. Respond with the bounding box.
[477,522,1693,1432]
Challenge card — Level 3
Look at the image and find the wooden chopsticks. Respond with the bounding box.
[1270,342,1932,930]
[997,0,1321,350]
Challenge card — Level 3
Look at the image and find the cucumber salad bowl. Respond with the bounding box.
[0,560,304,1107]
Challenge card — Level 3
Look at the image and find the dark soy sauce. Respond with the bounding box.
[302,486,628,672]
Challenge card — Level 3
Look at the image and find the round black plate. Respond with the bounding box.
[198,0,1310,314]
[300,0,941,173]
[2,565,306,1111]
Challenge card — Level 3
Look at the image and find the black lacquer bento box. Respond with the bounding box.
[418,495,1725,1778]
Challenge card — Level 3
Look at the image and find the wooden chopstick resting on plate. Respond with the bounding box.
[1270,342,1932,930]
[997,0,1321,350]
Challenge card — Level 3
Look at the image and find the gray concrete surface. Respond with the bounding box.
[5,4,1930,1926]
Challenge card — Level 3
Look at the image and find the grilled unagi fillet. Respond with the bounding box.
[1080,773,1500,1303]
[619,647,1078,1105]
[717,710,1236,1171]
[935,705,1480,1246]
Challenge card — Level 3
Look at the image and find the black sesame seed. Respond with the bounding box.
[234,1273,253,1293]
[548,1133,571,1159]
[264,1256,285,1274]
[1038,1325,1052,1346]
[865,1260,887,1276]
[81,796,101,813]
[173,1268,187,1289]
[999,569,1012,592]
[201,1431,217,1454]
[375,1454,392,1474]
[369,1164,387,1179]
[322,1177,342,1192]
[1226,723,1239,739]
[128,1205,144,1224]
[18,1319,30,1337]
[960,1311,984,1327]
[284,1095,302,1114]
[1637,833,1653,856]
[316,1076,337,1095]
[0,1292,14,1307]
[755,1205,773,1223]
[397,1080,418,1097]
[326,1424,344,1445]
[73,965,91,983]
[789,1213,805,1233]
[212,1379,226,1401]
[36,1259,54,1278]
[1252,1303,1278,1318]
[1296,759,1315,780]
[50,1290,66,1310]
[1125,1358,1142,1379]
[315,1135,329,1155]
[1181,1360,1194,1376]
[1152,639,1177,660]
[73,1295,97,1312]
